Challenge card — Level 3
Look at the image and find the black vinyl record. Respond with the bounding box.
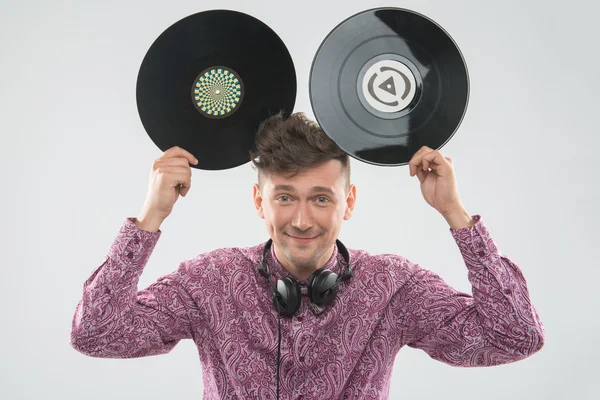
[309,7,469,166]
[137,10,296,170]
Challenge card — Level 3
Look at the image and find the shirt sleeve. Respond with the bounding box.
[401,214,545,367]
[70,217,198,358]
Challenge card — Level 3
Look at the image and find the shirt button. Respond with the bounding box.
[127,252,133,259]
[297,396,303,399]
[299,356,305,362]
[503,288,512,295]
[297,316,303,322]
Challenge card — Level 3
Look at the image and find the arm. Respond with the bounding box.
[400,215,545,367]
[70,218,198,358]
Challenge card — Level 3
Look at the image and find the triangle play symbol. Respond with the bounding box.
[378,76,396,96]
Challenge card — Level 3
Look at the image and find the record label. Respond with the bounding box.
[192,66,244,119]
[357,53,421,119]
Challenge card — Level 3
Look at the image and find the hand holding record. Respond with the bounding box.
[135,146,198,232]
[408,145,461,214]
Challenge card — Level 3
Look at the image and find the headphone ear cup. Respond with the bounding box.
[273,277,301,316]
[307,268,339,307]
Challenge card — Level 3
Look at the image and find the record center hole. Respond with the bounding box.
[215,90,221,95]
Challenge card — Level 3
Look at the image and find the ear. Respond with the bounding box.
[343,184,356,221]
[253,183,265,219]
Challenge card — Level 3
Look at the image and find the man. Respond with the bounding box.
[70,112,545,400]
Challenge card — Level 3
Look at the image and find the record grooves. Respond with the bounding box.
[137,10,297,170]
[309,7,469,166]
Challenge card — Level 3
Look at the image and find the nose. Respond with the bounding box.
[291,202,313,231]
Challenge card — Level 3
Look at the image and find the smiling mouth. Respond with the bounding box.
[287,234,319,241]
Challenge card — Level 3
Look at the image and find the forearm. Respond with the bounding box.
[70,218,169,357]
[405,215,545,367]
[450,215,545,356]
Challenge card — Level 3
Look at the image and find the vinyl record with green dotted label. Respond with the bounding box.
[137,9,296,170]
[310,7,468,166]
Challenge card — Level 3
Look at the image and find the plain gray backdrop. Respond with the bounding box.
[1,0,598,398]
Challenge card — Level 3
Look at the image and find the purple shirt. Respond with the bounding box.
[70,214,545,399]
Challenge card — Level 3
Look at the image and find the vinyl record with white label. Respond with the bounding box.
[309,7,468,166]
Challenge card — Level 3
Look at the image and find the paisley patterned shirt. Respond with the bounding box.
[70,214,545,399]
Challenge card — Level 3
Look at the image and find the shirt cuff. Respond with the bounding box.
[449,214,502,266]
[106,217,162,268]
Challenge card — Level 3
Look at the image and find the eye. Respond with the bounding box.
[316,196,330,203]
[277,195,291,202]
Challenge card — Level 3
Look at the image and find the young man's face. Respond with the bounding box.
[253,160,356,275]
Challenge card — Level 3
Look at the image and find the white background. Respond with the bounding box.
[1,0,598,399]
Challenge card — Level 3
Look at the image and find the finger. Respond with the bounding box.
[162,146,198,165]
[179,184,190,196]
[175,177,192,197]
[154,157,195,168]
[408,146,434,176]
[409,146,434,176]
[422,150,451,173]
[156,166,192,184]
[416,165,427,183]
[422,150,441,169]
[156,165,192,175]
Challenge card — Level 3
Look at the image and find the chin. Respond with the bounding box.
[290,255,320,268]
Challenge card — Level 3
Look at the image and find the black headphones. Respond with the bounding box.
[258,238,352,316]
